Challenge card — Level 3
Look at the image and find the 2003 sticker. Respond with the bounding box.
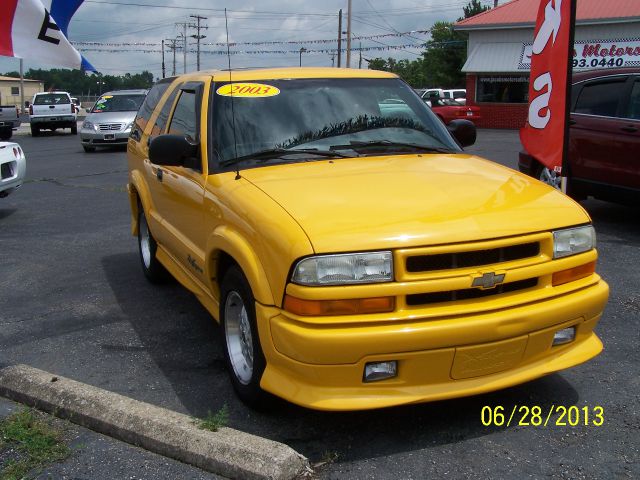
[216,83,280,97]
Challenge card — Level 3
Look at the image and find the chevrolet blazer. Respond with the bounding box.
[127,68,608,411]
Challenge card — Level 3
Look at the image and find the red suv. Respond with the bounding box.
[519,68,640,204]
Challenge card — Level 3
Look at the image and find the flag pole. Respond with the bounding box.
[561,0,577,194]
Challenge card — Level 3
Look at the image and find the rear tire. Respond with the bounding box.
[71,124,78,135]
[30,125,40,137]
[220,266,269,408]
[137,202,169,283]
[0,129,11,140]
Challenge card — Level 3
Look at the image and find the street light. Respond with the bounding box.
[299,47,307,67]
[96,79,105,95]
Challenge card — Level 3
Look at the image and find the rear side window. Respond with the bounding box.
[168,90,198,141]
[573,77,627,117]
[135,81,172,130]
[34,93,69,105]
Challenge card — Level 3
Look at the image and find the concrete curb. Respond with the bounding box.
[0,364,310,480]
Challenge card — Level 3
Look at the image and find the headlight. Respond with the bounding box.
[292,251,393,286]
[553,226,595,259]
[82,120,95,130]
[125,121,133,131]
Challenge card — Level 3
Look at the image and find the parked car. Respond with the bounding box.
[80,89,147,152]
[422,88,467,104]
[29,91,77,136]
[519,68,640,204]
[0,141,26,198]
[0,105,21,140]
[128,68,607,411]
[426,97,481,124]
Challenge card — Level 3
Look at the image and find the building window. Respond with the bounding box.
[11,87,19,96]
[476,75,529,103]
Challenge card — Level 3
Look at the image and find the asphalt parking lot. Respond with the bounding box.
[1,128,638,479]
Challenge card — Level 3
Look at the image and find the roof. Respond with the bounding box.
[174,67,398,82]
[101,89,148,96]
[456,0,640,30]
[0,76,43,83]
[462,42,526,72]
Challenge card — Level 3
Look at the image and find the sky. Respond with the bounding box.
[0,0,490,79]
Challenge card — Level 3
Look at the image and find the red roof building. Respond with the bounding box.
[454,0,640,128]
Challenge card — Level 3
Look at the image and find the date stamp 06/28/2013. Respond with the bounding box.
[481,405,605,427]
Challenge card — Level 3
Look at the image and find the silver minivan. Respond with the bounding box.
[80,89,147,152]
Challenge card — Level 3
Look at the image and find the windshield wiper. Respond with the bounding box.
[220,148,354,167]
[330,140,455,154]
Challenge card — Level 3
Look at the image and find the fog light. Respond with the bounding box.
[363,361,397,382]
[553,327,576,346]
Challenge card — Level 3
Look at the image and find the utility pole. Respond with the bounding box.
[19,58,24,114]
[161,39,166,78]
[346,0,352,68]
[494,0,499,7]
[189,15,208,71]
[359,42,362,69]
[330,53,335,67]
[176,22,188,73]
[299,47,307,67]
[337,9,342,68]
[166,38,178,76]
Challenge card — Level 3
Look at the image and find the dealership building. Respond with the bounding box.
[455,0,640,128]
[0,76,44,109]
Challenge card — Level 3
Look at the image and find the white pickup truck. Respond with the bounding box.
[29,91,77,136]
[0,105,21,140]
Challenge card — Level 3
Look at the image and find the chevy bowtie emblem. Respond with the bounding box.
[472,272,506,290]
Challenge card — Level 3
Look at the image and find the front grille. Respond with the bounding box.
[406,242,540,273]
[98,123,123,131]
[1,161,16,180]
[406,278,538,306]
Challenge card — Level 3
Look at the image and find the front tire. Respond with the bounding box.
[71,124,78,135]
[137,203,168,283]
[83,145,96,152]
[0,129,11,140]
[220,266,268,408]
[30,125,40,137]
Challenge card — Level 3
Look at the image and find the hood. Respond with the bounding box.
[241,154,590,253]
[85,111,136,125]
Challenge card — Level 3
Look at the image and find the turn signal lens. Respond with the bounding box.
[284,295,395,316]
[552,261,596,286]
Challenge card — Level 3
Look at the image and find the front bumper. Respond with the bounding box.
[81,128,131,146]
[257,279,608,411]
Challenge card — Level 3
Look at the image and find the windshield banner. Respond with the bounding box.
[0,0,94,71]
[520,0,576,174]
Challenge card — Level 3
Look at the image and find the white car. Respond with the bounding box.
[0,142,26,198]
[29,91,77,136]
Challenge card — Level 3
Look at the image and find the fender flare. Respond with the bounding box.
[207,225,275,306]
[128,171,154,236]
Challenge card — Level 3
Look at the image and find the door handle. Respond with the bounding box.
[156,168,163,182]
[621,126,638,133]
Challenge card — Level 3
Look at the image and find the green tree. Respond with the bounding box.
[462,0,491,20]
[421,21,467,87]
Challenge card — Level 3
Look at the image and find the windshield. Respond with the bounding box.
[92,94,146,113]
[212,78,460,170]
[429,98,464,107]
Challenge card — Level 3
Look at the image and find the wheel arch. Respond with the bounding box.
[128,172,154,237]
[207,226,275,307]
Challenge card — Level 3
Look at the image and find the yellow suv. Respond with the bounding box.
[127,68,608,411]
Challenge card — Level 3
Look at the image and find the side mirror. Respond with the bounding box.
[149,134,199,166]
[448,119,476,148]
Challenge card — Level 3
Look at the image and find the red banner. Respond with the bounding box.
[520,0,575,173]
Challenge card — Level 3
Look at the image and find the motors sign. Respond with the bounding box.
[520,38,640,70]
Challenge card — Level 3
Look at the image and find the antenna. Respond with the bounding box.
[225,8,240,180]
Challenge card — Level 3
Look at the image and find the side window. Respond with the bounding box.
[573,77,627,117]
[150,86,180,137]
[134,81,171,131]
[625,80,640,120]
[168,90,198,141]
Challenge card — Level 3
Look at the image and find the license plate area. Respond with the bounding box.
[103,134,115,140]
[466,111,473,117]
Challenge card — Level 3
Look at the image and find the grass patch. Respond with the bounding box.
[195,405,229,432]
[0,408,71,480]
